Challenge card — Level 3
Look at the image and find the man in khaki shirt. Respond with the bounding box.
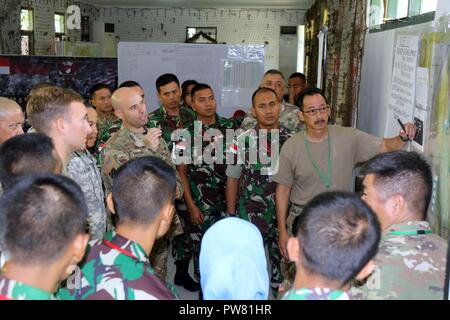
[273,87,417,259]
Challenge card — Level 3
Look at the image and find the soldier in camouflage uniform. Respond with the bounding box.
[100,87,184,282]
[352,151,447,300]
[177,84,235,281]
[240,69,303,133]
[283,192,381,301]
[66,105,107,240]
[0,174,89,300]
[58,157,179,300]
[89,83,118,143]
[147,74,198,291]
[226,88,294,296]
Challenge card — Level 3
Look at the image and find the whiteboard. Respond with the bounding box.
[118,42,265,118]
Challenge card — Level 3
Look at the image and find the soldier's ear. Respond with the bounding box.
[355,260,377,281]
[71,233,90,264]
[251,107,256,117]
[106,192,116,215]
[298,110,304,122]
[286,236,301,263]
[156,202,175,239]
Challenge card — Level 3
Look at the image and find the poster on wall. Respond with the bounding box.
[411,67,430,152]
[385,35,419,137]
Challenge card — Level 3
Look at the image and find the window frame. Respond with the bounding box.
[54,12,66,42]
[20,7,35,55]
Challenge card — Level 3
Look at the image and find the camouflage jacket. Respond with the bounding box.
[100,126,183,196]
[351,221,447,300]
[185,115,235,221]
[94,118,122,165]
[282,287,350,300]
[240,101,303,133]
[66,150,107,240]
[57,230,178,300]
[0,276,53,300]
[147,106,196,152]
[226,126,294,235]
[97,113,119,141]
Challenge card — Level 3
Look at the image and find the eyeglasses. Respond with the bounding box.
[302,105,330,116]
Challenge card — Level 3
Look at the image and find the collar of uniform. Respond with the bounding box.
[194,113,223,129]
[105,230,149,264]
[384,220,431,236]
[284,287,349,300]
[121,126,146,148]
[0,276,52,300]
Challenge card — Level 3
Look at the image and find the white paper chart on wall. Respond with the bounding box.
[118,42,265,118]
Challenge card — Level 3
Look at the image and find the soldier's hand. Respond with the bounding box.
[399,122,417,141]
[189,204,204,225]
[278,230,289,260]
[145,128,162,151]
[175,186,182,199]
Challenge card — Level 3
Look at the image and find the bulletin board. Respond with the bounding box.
[118,42,265,118]
[383,17,450,238]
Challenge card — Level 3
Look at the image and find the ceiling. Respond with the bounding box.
[82,0,315,9]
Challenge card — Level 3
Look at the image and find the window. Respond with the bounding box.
[55,13,65,41]
[369,0,437,29]
[186,27,217,43]
[20,8,34,55]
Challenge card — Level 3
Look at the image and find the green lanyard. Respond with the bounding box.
[304,132,331,188]
[389,230,432,236]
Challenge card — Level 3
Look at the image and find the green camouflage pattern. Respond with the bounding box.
[240,102,303,133]
[282,287,350,300]
[0,276,52,300]
[226,126,294,295]
[147,105,196,265]
[57,230,178,300]
[93,118,122,165]
[185,114,235,279]
[147,106,196,151]
[351,221,447,300]
[99,126,184,280]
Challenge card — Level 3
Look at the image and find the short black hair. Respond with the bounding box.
[181,80,198,100]
[119,80,142,89]
[296,87,328,111]
[0,173,87,264]
[155,74,180,93]
[112,156,176,226]
[295,191,381,286]
[251,87,278,107]
[264,69,285,80]
[0,133,60,190]
[191,83,213,100]
[289,72,306,82]
[89,83,111,98]
[361,151,433,218]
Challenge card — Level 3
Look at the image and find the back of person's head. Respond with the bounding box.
[361,151,432,218]
[264,69,285,79]
[27,82,54,101]
[0,133,61,190]
[190,83,213,100]
[111,156,176,227]
[89,83,111,98]
[26,86,84,135]
[119,80,142,89]
[0,173,88,265]
[155,74,180,93]
[293,192,381,286]
[200,217,269,300]
[295,87,328,110]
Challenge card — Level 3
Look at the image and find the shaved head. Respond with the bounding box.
[111,87,141,112]
[0,98,22,118]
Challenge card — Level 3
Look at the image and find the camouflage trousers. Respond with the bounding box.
[191,207,226,281]
[278,203,304,299]
[150,211,184,281]
[172,198,194,263]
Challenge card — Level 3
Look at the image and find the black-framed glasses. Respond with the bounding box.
[302,105,330,116]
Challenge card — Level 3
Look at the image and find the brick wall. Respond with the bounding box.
[0,0,305,70]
